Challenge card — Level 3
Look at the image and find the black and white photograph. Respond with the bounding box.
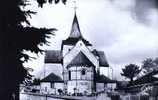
[0,0,158,100]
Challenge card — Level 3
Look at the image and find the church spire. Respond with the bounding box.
[61,1,92,47]
[69,1,83,39]
[69,13,82,38]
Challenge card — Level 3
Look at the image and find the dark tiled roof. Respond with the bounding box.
[68,51,94,67]
[62,37,92,46]
[133,70,158,85]
[62,13,92,46]
[44,50,62,64]
[92,50,109,67]
[69,13,82,38]
[41,73,63,83]
[134,76,158,85]
[96,74,116,83]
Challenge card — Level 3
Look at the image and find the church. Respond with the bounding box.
[40,12,115,95]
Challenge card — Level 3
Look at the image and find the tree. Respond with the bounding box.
[142,58,158,73]
[154,58,158,66]
[121,64,141,84]
[0,0,67,100]
[32,78,41,86]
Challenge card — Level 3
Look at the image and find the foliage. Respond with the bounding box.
[32,78,41,85]
[0,0,66,100]
[37,0,67,7]
[121,64,141,84]
[142,58,158,73]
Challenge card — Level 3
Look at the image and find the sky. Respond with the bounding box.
[24,0,158,80]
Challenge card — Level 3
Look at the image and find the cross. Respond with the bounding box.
[73,0,77,12]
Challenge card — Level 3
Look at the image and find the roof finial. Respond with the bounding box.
[73,0,77,13]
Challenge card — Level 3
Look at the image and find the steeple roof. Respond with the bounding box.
[62,13,92,46]
[69,13,82,38]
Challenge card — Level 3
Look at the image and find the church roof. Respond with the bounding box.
[133,70,158,85]
[92,50,109,67]
[62,13,92,46]
[44,50,62,64]
[41,73,63,83]
[68,51,94,67]
[62,38,92,46]
[69,13,82,38]
[96,74,116,83]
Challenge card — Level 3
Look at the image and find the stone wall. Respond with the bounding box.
[40,82,64,95]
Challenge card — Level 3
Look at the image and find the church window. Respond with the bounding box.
[80,43,82,46]
[68,71,71,80]
[81,69,86,75]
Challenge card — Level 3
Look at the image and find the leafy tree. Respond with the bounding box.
[142,58,158,73]
[154,58,158,66]
[121,64,141,84]
[0,0,67,100]
[32,78,41,85]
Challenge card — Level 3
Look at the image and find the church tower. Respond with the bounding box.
[61,13,92,57]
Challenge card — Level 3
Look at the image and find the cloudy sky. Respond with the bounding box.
[24,0,158,80]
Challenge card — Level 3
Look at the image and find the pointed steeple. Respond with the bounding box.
[62,11,92,47]
[69,13,82,39]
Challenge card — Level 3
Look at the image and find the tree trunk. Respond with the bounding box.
[0,90,13,100]
[0,86,20,100]
[15,84,20,100]
[0,57,20,100]
[130,78,133,85]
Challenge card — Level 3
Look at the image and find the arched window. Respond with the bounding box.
[81,69,86,75]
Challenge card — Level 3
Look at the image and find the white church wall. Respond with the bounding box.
[54,83,64,94]
[69,66,93,71]
[40,82,64,95]
[68,66,94,80]
[77,81,92,94]
[67,80,93,94]
[100,67,109,78]
[108,67,113,80]
[86,71,93,80]
[62,45,73,56]
[96,83,105,92]
[63,70,68,81]
[70,71,81,79]
[40,82,51,94]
